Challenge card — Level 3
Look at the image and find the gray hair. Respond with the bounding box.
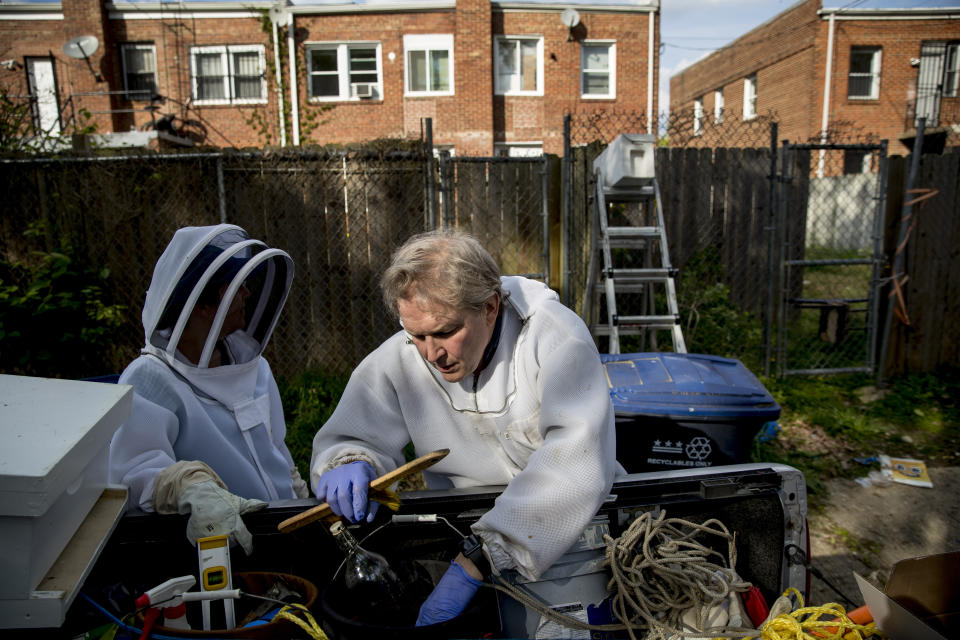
[381,230,502,316]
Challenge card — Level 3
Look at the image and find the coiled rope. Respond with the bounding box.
[489,510,759,640]
[755,588,882,640]
[273,602,330,640]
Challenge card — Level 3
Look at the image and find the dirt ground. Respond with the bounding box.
[806,465,960,608]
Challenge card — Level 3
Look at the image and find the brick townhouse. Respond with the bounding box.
[669,0,960,163]
[0,0,660,155]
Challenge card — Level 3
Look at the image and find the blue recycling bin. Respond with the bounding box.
[601,353,780,472]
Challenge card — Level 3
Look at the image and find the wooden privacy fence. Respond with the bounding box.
[2,145,958,380]
[0,150,547,380]
[656,146,777,317]
[881,152,960,375]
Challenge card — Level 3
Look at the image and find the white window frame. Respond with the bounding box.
[714,88,724,123]
[306,42,382,102]
[120,42,157,102]
[189,44,266,106]
[403,34,454,96]
[743,74,757,120]
[580,40,615,99]
[944,42,958,97]
[495,36,544,96]
[848,46,881,100]
[693,96,704,135]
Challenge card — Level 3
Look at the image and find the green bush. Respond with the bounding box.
[278,370,350,480]
[0,232,125,379]
[677,247,763,372]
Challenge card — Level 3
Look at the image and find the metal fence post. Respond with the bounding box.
[878,119,925,384]
[764,122,778,377]
[541,155,550,287]
[424,117,436,230]
[217,154,226,223]
[561,114,571,306]
[868,140,889,379]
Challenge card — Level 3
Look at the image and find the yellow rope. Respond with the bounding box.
[749,588,883,640]
[273,603,330,640]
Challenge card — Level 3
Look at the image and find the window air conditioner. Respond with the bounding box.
[350,82,375,99]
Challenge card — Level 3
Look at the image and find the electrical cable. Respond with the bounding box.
[79,592,232,640]
[785,543,860,609]
[81,589,319,640]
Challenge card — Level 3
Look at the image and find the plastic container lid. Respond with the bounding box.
[600,353,779,420]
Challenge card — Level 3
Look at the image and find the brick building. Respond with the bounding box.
[669,0,960,160]
[0,0,660,155]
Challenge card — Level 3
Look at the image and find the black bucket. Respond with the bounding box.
[319,558,501,640]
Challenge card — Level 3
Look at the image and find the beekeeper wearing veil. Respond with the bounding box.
[109,224,308,555]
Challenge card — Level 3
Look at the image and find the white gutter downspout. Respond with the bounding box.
[272,18,286,146]
[818,12,835,178]
[287,16,300,145]
[647,10,654,134]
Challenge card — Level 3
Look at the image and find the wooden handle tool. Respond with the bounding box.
[277,448,449,534]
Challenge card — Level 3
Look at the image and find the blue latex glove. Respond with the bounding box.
[315,461,379,523]
[415,560,483,627]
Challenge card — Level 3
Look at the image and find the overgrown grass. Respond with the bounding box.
[752,367,960,508]
[277,370,350,480]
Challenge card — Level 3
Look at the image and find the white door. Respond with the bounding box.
[26,57,61,136]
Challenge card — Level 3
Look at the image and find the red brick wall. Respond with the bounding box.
[496,9,655,154]
[105,12,273,147]
[1,2,658,153]
[814,16,960,154]
[671,0,960,154]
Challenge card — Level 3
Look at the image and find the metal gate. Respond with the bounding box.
[774,142,888,376]
[435,154,550,283]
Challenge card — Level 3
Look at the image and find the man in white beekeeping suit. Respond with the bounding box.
[109,224,309,555]
[310,229,620,626]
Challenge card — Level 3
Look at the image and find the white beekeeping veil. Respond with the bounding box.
[141,224,293,423]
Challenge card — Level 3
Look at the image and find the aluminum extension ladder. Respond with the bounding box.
[586,151,686,355]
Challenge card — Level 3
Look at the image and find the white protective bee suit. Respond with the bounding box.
[311,276,619,580]
[109,224,307,553]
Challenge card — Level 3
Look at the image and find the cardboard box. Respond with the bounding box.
[856,550,960,640]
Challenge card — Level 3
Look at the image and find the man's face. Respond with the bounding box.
[398,293,499,383]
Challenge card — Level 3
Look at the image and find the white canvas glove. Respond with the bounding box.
[153,461,267,555]
[290,466,310,499]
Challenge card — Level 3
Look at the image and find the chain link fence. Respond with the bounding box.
[0,143,548,381]
[776,143,888,376]
[438,156,549,283]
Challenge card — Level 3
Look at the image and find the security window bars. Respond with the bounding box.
[744,74,757,120]
[307,43,381,100]
[581,42,615,98]
[120,43,157,101]
[848,46,881,99]
[404,34,453,95]
[190,45,266,105]
[714,89,724,123]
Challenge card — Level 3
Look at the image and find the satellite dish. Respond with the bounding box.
[268,4,291,26]
[561,8,581,28]
[63,35,99,60]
